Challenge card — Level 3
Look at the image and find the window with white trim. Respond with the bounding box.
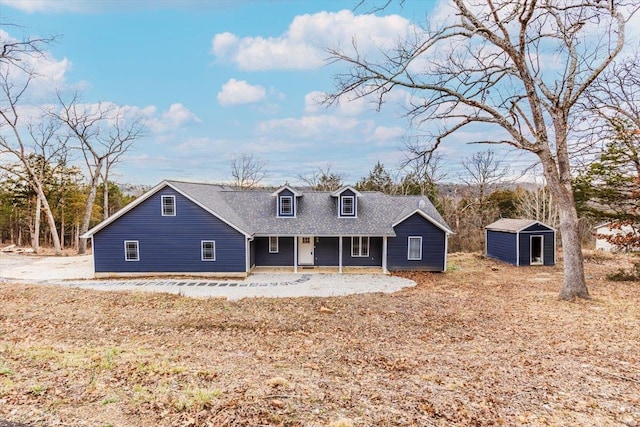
[408,236,422,260]
[279,196,293,216]
[269,236,279,253]
[341,196,354,216]
[161,195,175,216]
[351,236,369,257]
[201,240,216,261]
[124,240,139,261]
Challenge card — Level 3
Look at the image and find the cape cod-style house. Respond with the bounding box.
[82,180,453,277]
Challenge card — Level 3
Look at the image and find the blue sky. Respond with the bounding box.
[0,0,610,186]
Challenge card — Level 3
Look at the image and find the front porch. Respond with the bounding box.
[251,235,388,274]
[250,265,387,275]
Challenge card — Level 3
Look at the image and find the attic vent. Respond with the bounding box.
[418,200,426,209]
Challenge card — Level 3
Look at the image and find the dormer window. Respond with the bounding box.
[341,196,354,216]
[161,195,175,216]
[332,186,360,218]
[280,196,293,216]
[272,185,301,218]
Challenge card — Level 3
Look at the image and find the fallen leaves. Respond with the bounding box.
[0,252,639,426]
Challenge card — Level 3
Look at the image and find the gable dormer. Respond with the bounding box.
[331,186,361,218]
[272,185,302,218]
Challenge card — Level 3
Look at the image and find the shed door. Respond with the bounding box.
[298,236,314,265]
[530,235,543,265]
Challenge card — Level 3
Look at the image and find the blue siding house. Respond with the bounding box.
[83,181,453,277]
[485,219,555,266]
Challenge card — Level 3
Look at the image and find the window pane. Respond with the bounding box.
[352,237,360,256]
[362,237,369,257]
[162,196,175,216]
[269,236,278,253]
[125,241,138,261]
[408,237,421,260]
[202,241,215,260]
[342,197,353,215]
[280,197,293,215]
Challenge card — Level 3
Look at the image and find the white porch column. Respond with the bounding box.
[338,235,343,274]
[294,236,298,273]
[245,238,251,274]
[382,236,388,274]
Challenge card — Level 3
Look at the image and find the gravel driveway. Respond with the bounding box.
[0,252,416,300]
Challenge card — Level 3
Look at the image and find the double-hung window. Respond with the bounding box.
[162,195,176,216]
[279,196,293,216]
[201,240,216,261]
[269,236,279,253]
[341,196,354,216]
[124,240,139,261]
[408,236,422,260]
[351,236,369,257]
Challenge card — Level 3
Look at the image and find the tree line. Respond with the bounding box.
[0,26,145,255]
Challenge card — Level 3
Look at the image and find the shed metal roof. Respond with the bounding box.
[485,218,554,233]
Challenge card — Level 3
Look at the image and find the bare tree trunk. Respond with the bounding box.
[60,207,65,249]
[78,162,102,254]
[557,198,589,300]
[103,171,109,220]
[32,195,41,253]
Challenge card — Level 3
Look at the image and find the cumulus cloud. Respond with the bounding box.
[258,114,375,141]
[217,79,266,106]
[211,9,414,71]
[143,103,200,133]
[0,30,72,99]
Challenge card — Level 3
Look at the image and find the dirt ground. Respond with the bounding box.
[0,251,638,427]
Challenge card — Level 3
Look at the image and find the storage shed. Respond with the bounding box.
[485,219,555,266]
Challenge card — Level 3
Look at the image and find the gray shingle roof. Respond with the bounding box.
[485,218,543,232]
[168,180,452,237]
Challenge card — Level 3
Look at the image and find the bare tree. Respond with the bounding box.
[460,150,509,221]
[0,23,57,72]
[51,92,144,254]
[517,184,560,228]
[0,70,64,255]
[326,1,639,300]
[298,164,345,191]
[230,153,267,189]
[400,146,448,197]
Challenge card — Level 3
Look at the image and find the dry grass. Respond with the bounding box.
[0,252,639,426]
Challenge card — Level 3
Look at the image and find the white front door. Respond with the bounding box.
[298,236,314,265]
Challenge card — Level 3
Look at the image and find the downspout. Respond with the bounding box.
[382,235,388,274]
[338,235,343,274]
[516,231,520,266]
[245,236,253,274]
[294,236,298,273]
[443,233,448,273]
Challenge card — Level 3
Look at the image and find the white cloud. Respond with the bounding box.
[143,103,200,133]
[304,91,325,113]
[258,115,373,140]
[0,0,242,13]
[371,126,405,143]
[0,30,71,99]
[211,9,414,71]
[217,79,266,106]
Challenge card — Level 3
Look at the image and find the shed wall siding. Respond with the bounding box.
[254,237,294,266]
[93,188,246,273]
[387,214,446,271]
[518,231,555,266]
[486,230,518,265]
